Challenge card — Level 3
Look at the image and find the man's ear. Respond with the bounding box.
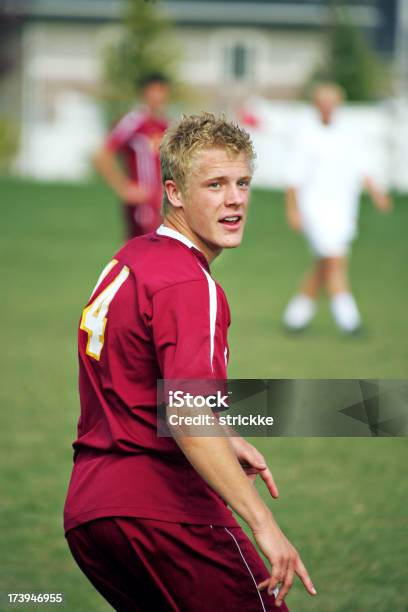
[164,180,184,209]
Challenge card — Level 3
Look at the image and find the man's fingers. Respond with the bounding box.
[252,450,267,468]
[259,467,279,498]
[274,564,295,607]
[267,559,286,595]
[244,449,279,498]
[259,557,317,601]
[295,557,317,595]
[257,578,269,591]
[244,448,266,469]
[257,559,284,593]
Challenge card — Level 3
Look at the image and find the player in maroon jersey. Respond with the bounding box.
[65,113,316,610]
[93,72,170,239]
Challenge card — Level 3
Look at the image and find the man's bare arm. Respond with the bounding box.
[285,187,302,231]
[363,177,392,212]
[170,417,316,606]
[93,146,150,204]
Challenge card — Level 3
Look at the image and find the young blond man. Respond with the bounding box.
[65,113,316,611]
[283,83,391,333]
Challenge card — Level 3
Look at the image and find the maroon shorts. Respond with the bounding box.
[66,517,289,611]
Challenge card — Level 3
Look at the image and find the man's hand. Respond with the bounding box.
[363,177,393,213]
[373,191,392,213]
[120,181,152,205]
[228,436,279,499]
[93,146,152,204]
[286,207,302,232]
[254,516,317,607]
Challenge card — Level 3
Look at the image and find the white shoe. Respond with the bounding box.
[283,295,316,330]
[330,292,361,333]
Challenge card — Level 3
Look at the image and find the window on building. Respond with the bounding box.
[232,44,247,79]
[224,40,255,82]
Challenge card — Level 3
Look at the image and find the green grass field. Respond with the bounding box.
[0,177,407,611]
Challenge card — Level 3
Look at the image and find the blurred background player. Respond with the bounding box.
[93,72,170,240]
[283,83,392,334]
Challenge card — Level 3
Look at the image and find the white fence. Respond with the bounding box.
[16,95,408,192]
[16,91,104,181]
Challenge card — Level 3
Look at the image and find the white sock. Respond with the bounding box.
[283,294,316,330]
[330,292,361,332]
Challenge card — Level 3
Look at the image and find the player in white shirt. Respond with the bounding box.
[283,83,391,333]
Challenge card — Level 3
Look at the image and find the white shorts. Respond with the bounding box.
[303,228,352,257]
[300,211,357,258]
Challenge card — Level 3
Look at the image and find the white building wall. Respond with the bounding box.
[177,28,219,85]
[264,31,325,90]
[17,22,108,179]
[178,27,325,90]
[13,21,408,191]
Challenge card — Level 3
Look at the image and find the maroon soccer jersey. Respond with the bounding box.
[64,226,237,533]
[105,108,168,232]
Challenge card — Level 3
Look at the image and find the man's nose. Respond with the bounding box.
[224,184,245,206]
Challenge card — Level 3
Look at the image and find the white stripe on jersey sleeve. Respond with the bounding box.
[129,137,144,184]
[129,134,153,187]
[109,109,146,146]
[198,264,217,373]
[139,133,157,187]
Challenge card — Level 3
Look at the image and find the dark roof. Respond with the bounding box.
[2,0,397,52]
[4,0,382,28]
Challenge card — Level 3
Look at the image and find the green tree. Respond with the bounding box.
[309,3,390,101]
[0,4,20,169]
[0,117,19,172]
[102,0,179,123]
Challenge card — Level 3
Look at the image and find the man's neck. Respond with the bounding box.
[146,105,163,119]
[319,112,335,127]
[162,214,221,264]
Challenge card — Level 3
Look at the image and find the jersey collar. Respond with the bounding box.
[157,224,199,250]
[156,225,210,271]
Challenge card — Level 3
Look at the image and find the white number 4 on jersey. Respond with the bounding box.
[80,260,129,360]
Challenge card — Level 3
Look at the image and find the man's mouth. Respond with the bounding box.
[219,215,242,228]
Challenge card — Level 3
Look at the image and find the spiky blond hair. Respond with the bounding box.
[160,112,255,214]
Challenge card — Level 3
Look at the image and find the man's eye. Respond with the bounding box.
[208,182,220,188]
[238,180,250,187]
